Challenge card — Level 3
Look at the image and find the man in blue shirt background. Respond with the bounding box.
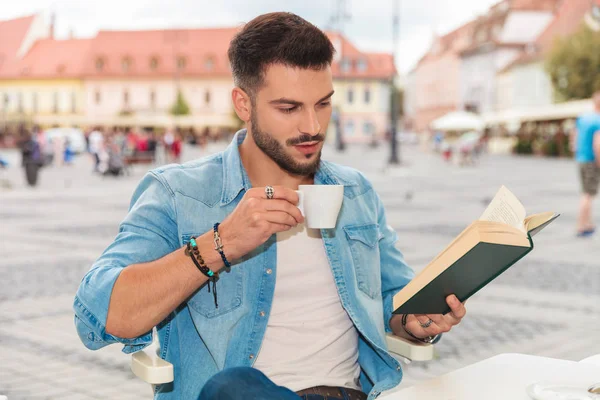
[573,91,600,237]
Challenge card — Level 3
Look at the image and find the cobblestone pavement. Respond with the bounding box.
[1,142,599,399]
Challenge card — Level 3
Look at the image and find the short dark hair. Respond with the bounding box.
[228,12,335,98]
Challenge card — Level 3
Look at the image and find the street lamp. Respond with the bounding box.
[389,0,401,165]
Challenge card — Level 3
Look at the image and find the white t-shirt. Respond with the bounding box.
[253,224,361,392]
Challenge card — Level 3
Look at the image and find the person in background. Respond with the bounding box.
[20,130,43,186]
[63,137,75,165]
[88,127,105,172]
[171,131,183,163]
[572,90,600,237]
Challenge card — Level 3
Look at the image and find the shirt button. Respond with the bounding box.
[259,311,265,317]
[266,268,272,275]
[249,354,254,359]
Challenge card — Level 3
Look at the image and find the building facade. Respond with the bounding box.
[496,0,599,111]
[459,0,559,114]
[0,15,396,143]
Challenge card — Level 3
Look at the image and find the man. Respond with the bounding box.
[74,13,466,400]
[573,91,600,237]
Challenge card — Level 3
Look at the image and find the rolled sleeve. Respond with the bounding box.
[375,191,415,333]
[73,171,179,353]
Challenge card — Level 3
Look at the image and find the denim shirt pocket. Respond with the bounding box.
[181,234,244,318]
[343,224,383,299]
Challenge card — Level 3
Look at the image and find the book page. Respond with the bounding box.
[479,186,527,232]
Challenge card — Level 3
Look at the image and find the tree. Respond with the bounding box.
[170,90,191,116]
[545,25,600,101]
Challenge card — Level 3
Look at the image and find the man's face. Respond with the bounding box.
[249,63,334,176]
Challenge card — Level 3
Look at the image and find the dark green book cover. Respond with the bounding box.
[393,239,533,315]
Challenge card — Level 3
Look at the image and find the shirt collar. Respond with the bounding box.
[220,129,345,206]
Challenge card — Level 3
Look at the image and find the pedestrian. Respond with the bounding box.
[20,130,43,187]
[572,90,600,237]
[73,13,468,400]
[88,127,104,172]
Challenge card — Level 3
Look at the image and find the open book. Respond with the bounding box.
[393,185,559,315]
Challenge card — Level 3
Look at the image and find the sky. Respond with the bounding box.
[1,0,500,73]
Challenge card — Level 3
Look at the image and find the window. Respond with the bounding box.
[150,89,156,109]
[347,87,354,104]
[344,120,355,137]
[95,90,101,105]
[95,57,105,72]
[71,91,77,113]
[32,92,38,113]
[122,57,132,73]
[363,121,374,136]
[340,58,351,73]
[205,89,211,105]
[150,57,159,70]
[177,56,187,70]
[357,58,367,72]
[53,92,59,114]
[204,57,214,71]
[364,88,371,104]
[123,89,129,106]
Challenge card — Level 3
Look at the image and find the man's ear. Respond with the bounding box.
[232,87,252,123]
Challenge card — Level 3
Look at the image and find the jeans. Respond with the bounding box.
[198,367,359,400]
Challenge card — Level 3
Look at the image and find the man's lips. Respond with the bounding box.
[293,141,321,155]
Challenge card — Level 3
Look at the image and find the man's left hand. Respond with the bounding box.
[392,295,467,340]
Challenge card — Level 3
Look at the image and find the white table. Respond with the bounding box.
[379,353,600,400]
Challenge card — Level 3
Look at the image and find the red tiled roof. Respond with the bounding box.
[415,21,475,67]
[16,38,93,78]
[327,32,396,79]
[0,15,35,74]
[0,23,394,80]
[83,27,239,78]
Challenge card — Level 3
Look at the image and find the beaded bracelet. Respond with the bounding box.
[185,237,218,308]
[213,223,231,269]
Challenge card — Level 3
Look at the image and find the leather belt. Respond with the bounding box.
[296,385,367,400]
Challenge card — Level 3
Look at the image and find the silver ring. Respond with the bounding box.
[265,186,274,200]
[419,318,433,329]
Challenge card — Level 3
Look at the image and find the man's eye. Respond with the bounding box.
[281,107,297,114]
[320,101,331,107]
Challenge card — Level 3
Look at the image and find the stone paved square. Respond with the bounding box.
[1,142,599,399]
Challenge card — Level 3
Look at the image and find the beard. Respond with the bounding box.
[250,109,324,176]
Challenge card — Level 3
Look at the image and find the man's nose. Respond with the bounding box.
[299,109,321,135]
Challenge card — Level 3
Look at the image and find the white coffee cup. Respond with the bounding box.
[295,185,344,229]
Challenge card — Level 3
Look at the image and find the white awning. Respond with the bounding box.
[431,111,485,132]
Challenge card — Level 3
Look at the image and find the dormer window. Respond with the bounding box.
[356,58,367,72]
[177,56,187,70]
[122,57,132,72]
[204,56,214,71]
[95,57,105,72]
[150,56,159,70]
[340,57,351,73]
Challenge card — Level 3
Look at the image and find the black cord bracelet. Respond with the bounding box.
[213,223,231,268]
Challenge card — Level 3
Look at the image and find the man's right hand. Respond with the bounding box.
[217,186,305,261]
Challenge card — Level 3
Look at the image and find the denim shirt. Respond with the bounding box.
[73,131,415,400]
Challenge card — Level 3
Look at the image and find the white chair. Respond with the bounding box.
[131,330,435,390]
